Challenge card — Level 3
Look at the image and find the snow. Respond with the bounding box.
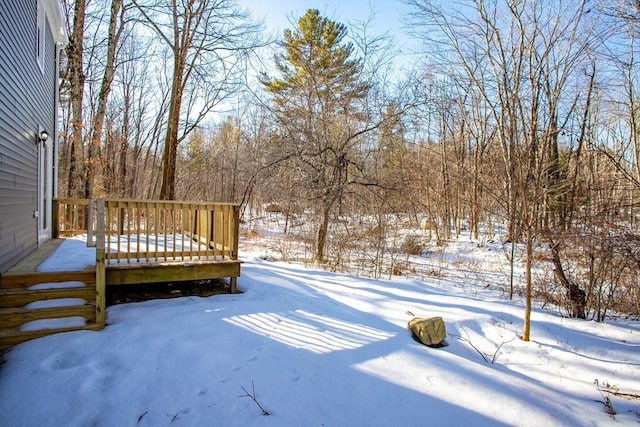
[19,316,87,332]
[25,298,86,309]
[36,233,222,270]
[37,236,95,271]
[1,229,639,426]
[29,281,87,290]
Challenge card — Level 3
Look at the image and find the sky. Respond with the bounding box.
[240,0,419,73]
[1,221,639,426]
[241,0,409,37]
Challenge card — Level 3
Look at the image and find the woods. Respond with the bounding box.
[55,0,640,323]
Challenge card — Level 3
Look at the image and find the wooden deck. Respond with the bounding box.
[4,239,67,273]
[0,198,242,351]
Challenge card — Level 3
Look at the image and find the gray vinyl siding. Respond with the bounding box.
[0,0,58,273]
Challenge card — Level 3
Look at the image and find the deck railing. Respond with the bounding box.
[95,199,240,264]
[53,199,91,237]
[54,198,240,264]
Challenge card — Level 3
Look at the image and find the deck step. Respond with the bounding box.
[0,270,100,352]
[0,270,95,289]
[0,286,97,308]
[0,304,96,329]
[0,323,101,351]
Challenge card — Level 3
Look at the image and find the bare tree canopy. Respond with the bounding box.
[130,0,262,199]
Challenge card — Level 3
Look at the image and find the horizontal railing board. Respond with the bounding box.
[99,198,239,208]
[106,251,231,261]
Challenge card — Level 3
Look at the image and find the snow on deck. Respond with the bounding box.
[36,234,228,272]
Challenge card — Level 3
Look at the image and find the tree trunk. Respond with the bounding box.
[549,239,586,319]
[315,203,332,263]
[85,0,124,199]
[521,227,533,341]
[119,101,130,197]
[66,0,86,198]
[159,55,185,200]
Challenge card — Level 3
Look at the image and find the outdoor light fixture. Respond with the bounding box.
[38,130,48,142]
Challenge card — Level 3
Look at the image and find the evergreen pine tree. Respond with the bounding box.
[262,9,369,262]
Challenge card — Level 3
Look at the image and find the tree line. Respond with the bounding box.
[57,0,640,327]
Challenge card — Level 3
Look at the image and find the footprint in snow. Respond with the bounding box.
[288,369,301,382]
[42,351,84,371]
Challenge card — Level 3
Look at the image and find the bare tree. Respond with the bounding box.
[130,0,261,200]
[85,0,127,199]
[407,0,603,338]
[62,0,86,198]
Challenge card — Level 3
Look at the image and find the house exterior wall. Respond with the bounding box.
[0,0,64,273]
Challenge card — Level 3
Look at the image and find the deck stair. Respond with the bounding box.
[0,270,100,351]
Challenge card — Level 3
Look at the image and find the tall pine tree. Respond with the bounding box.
[262,9,369,262]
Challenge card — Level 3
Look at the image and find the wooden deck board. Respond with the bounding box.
[4,239,66,273]
[105,260,241,286]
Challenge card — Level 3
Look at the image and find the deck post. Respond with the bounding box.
[52,199,60,238]
[232,205,240,260]
[87,199,96,247]
[231,205,240,293]
[95,199,106,329]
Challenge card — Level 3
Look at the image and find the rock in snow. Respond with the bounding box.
[408,316,447,347]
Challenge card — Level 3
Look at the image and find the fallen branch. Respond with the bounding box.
[604,389,640,400]
[449,331,489,363]
[595,379,640,400]
[240,381,270,416]
[450,322,514,364]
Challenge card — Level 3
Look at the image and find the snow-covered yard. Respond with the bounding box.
[1,230,639,426]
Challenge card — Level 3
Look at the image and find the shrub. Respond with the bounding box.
[400,234,423,255]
